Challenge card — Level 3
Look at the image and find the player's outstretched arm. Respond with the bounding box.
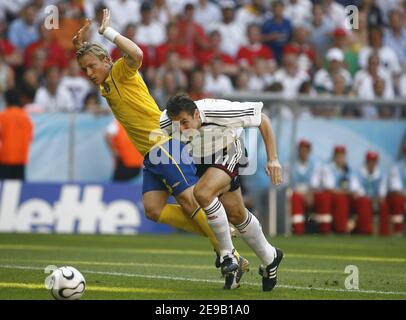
[259,113,282,185]
[98,8,143,69]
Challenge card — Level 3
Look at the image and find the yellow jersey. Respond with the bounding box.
[100,57,166,156]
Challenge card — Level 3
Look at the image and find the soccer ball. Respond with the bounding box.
[49,266,86,300]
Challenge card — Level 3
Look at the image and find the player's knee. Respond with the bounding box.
[144,207,161,222]
[193,185,214,208]
[227,209,246,225]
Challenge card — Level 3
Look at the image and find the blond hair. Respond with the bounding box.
[76,42,113,64]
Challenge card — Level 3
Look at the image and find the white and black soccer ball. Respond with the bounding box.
[49,266,86,300]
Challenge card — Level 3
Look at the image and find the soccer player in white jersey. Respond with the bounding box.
[160,93,283,292]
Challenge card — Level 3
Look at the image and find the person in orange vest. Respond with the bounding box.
[105,119,144,181]
[0,89,34,180]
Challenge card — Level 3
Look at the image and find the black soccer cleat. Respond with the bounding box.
[224,255,250,290]
[258,248,284,292]
[220,254,239,275]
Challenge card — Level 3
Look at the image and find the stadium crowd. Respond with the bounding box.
[0,0,405,118]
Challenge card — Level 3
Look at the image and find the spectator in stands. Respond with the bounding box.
[0,89,33,180]
[359,27,402,77]
[383,9,406,70]
[284,0,313,28]
[0,18,23,68]
[0,48,15,110]
[59,58,92,111]
[237,23,275,73]
[332,28,359,77]
[235,71,251,91]
[261,0,293,65]
[284,25,316,73]
[153,71,181,109]
[313,48,352,94]
[235,0,268,31]
[359,0,384,29]
[204,57,234,96]
[211,1,246,58]
[187,69,211,101]
[247,57,274,92]
[321,145,357,233]
[82,91,109,115]
[155,22,194,72]
[388,145,406,235]
[353,53,394,118]
[194,0,222,33]
[321,0,347,29]
[155,51,188,93]
[375,0,403,25]
[352,151,390,235]
[331,73,360,118]
[105,120,144,182]
[176,3,209,61]
[289,139,322,234]
[104,0,140,33]
[24,22,69,71]
[152,0,174,26]
[34,66,74,112]
[7,3,39,51]
[20,69,39,108]
[197,30,239,77]
[272,47,310,99]
[308,3,335,58]
[135,1,166,47]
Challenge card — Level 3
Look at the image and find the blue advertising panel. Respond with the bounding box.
[0,181,174,234]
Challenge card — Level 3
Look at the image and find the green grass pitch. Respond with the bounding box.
[0,233,405,300]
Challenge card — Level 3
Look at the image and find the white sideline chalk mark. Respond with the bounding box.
[0,264,405,297]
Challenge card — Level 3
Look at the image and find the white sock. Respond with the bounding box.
[236,209,276,266]
[204,198,234,259]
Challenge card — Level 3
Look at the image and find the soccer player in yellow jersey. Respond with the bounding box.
[72,9,247,289]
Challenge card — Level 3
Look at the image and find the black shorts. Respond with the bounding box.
[195,139,248,192]
[113,158,142,181]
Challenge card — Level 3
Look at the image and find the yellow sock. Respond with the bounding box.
[157,204,220,254]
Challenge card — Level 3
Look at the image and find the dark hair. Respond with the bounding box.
[5,89,21,107]
[165,93,197,118]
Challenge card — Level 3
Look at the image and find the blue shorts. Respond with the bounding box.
[142,139,199,196]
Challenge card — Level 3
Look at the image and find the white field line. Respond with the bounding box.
[0,264,405,297]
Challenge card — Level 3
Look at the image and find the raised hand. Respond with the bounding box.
[72,19,91,50]
[98,8,111,35]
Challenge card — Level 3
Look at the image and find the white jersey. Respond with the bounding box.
[160,98,263,158]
